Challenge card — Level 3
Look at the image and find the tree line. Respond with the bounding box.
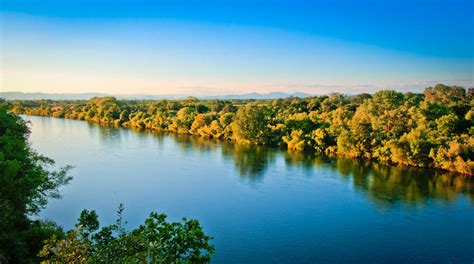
[0,102,214,263]
[8,84,474,175]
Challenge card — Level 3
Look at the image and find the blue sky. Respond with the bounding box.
[1,0,473,95]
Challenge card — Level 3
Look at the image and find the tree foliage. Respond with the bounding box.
[0,104,71,263]
[39,205,215,263]
[9,84,474,175]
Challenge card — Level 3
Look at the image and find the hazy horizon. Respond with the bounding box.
[1,80,473,99]
[1,0,473,95]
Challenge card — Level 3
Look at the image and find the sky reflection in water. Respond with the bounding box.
[25,115,473,263]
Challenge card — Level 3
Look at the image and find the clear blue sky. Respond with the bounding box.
[1,0,472,95]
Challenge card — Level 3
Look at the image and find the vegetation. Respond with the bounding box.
[9,84,473,175]
[39,205,214,263]
[0,102,214,263]
[0,101,71,263]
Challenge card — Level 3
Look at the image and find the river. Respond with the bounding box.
[24,115,473,263]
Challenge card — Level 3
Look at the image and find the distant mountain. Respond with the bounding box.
[0,92,109,100]
[202,92,312,100]
[1,91,313,101]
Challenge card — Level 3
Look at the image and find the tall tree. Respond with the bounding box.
[0,104,71,263]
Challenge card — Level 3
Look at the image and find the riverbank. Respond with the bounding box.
[7,85,474,175]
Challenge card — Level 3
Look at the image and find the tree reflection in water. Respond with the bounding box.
[232,143,471,206]
[283,151,473,206]
[106,124,474,207]
[221,143,276,182]
[333,158,473,206]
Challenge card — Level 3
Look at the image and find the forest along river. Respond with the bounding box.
[24,115,473,263]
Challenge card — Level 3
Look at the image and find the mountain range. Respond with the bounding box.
[0,92,313,101]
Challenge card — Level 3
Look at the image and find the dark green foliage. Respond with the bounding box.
[9,84,474,175]
[0,104,71,263]
[78,209,100,238]
[39,205,215,263]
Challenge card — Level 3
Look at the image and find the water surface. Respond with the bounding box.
[25,115,473,263]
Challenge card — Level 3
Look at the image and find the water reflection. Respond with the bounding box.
[331,158,473,206]
[92,122,474,207]
[221,143,276,182]
[170,133,221,154]
[164,130,472,206]
[164,132,277,181]
[96,126,122,142]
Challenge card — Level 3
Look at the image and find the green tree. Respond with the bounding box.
[436,114,459,137]
[39,206,215,263]
[0,105,71,263]
[232,103,271,144]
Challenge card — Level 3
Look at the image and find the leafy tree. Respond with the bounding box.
[0,105,72,263]
[39,206,215,263]
[390,126,435,167]
[424,84,466,106]
[436,114,459,136]
[283,130,307,151]
[232,103,271,144]
[171,107,196,133]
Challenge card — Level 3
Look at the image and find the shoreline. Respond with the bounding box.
[20,113,473,177]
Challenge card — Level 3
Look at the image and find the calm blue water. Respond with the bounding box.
[25,115,473,263]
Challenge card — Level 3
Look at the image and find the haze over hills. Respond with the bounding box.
[0,92,110,101]
[0,91,313,101]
